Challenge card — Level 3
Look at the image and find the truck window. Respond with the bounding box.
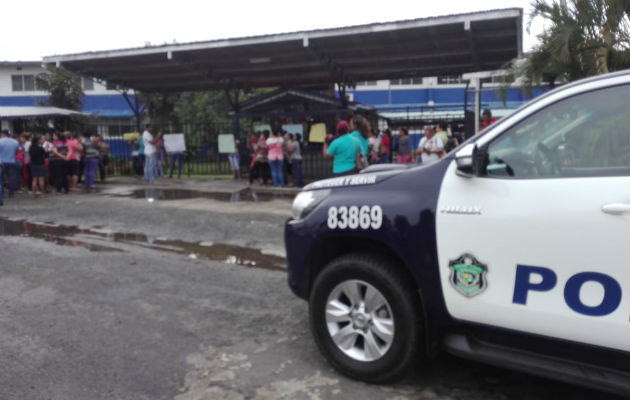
[484,84,630,179]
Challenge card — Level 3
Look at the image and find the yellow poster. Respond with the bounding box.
[123,132,140,141]
[308,123,326,143]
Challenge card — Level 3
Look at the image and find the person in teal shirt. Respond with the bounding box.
[324,116,369,175]
[350,115,369,157]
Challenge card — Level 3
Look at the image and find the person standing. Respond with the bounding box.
[248,132,270,185]
[65,131,83,191]
[480,109,498,131]
[228,137,241,180]
[396,128,413,163]
[155,131,165,178]
[28,134,47,197]
[0,130,20,205]
[379,129,391,164]
[42,133,53,193]
[169,151,183,179]
[350,115,369,159]
[368,129,381,164]
[21,132,32,191]
[287,133,303,187]
[416,126,444,164]
[50,132,70,193]
[82,133,100,192]
[435,123,449,151]
[142,124,161,184]
[95,135,110,182]
[130,136,143,176]
[324,118,365,176]
[267,129,285,187]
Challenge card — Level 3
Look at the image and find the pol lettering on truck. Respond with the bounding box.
[513,265,623,317]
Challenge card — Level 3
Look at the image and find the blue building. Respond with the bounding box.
[0,61,135,134]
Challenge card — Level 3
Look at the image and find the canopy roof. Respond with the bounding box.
[43,9,522,93]
[0,106,83,119]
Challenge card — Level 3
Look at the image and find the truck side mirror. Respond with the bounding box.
[455,143,476,177]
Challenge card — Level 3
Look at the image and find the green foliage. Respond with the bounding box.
[139,92,181,127]
[174,91,231,127]
[36,67,85,111]
[499,0,630,101]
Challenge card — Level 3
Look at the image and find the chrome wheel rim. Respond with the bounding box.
[325,279,394,362]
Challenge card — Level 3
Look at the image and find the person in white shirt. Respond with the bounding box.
[142,124,161,183]
[416,126,444,164]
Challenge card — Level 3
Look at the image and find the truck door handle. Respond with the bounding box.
[601,203,630,215]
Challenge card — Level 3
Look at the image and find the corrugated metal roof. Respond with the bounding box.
[43,8,523,92]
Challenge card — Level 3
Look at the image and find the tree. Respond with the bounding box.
[36,67,85,111]
[501,0,630,97]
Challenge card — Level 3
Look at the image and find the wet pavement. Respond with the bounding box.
[124,188,294,203]
[0,182,623,400]
[0,217,285,271]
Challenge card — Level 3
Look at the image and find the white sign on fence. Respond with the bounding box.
[163,133,186,153]
[218,134,236,154]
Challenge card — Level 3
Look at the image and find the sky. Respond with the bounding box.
[2,0,544,61]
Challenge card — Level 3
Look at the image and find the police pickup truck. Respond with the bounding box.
[284,71,630,395]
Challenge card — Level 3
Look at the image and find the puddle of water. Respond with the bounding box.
[0,219,121,252]
[0,218,285,270]
[125,188,293,203]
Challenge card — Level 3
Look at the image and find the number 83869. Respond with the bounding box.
[327,205,383,230]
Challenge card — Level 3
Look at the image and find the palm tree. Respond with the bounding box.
[501,0,630,98]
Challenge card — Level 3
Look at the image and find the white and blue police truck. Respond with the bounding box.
[284,70,630,395]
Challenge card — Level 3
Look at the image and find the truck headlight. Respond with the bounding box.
[291,190,330,220]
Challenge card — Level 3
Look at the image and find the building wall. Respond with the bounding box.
[346,78,550,112]
[0,63,118,96]
[0,62,136,118]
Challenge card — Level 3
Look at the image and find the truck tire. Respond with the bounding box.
[309,252,422,382]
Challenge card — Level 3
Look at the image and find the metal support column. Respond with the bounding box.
[224,87,241,140]
[121,89,144,133]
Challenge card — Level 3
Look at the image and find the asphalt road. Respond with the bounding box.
[0,181,623,400]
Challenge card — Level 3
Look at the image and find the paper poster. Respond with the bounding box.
[218,134,236,154]
[282,124,303,135]
[163,133,186,153]
[123,132,140,141]
[308,123,326,143]
[254,124,272,133]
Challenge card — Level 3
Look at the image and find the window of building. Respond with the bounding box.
[82,77,94,91]
[438,75,463,84]
[11,74,43,91]
[390,78,416,85]
[11,75,23,91]
[23,75,35,91]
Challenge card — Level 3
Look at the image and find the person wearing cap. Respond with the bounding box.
[323,119,358,176]
[480,109,497,130]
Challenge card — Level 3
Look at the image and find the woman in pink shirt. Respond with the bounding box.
[266,130,285,187]
[65,131,83,191]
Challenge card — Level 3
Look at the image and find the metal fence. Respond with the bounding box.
[91,121,336,182]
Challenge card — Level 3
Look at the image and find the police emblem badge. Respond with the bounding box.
[449,254,488,297]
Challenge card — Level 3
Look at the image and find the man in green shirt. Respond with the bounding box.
[435,123,449,151]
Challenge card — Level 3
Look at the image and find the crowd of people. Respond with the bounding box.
[322,115,469,176]
[0,129,110,206]
[1,112,495,203]
[247,129,304,188]
[128,124,184,183]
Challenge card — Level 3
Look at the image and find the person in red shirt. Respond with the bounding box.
[379,129,392,163]
[480,109,498,131]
